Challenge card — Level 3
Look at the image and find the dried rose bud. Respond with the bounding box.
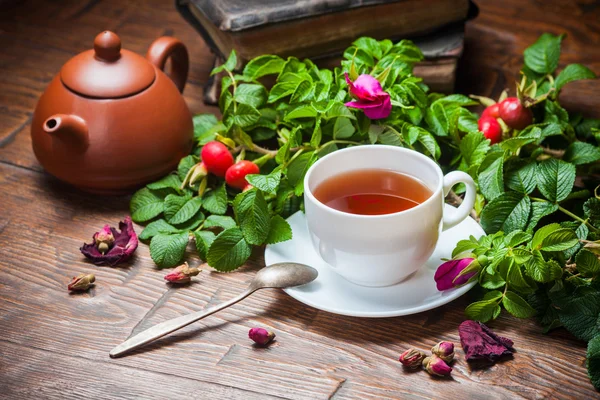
[95,225,115,254]
[399,348,426,369]
[80,217,138,266]
[68,274,95,291]
[432,341,455,363]
[164,262,201,284]
[422,355,452,377]
[249,327,275,346]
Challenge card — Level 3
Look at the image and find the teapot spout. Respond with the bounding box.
[43,114,89,150]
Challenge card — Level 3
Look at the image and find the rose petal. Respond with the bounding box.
[363,94,391,120]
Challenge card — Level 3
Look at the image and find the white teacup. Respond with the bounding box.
[303,145,476,287]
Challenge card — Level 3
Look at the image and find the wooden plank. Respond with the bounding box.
[0,163,598,399]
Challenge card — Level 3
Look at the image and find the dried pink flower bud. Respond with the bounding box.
[249,327,275,346]
[399,348,426,369]
[422,355,452,377]
[80,217,138,266]
[95,225,115,254]
[68,274,95,291]
[431,341,455,363]
[164,262,201,284]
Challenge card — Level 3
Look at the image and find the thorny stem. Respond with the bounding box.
[542,147,565,158]
[447,191,479,221]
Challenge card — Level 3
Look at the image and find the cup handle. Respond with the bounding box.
[442,171,477,231]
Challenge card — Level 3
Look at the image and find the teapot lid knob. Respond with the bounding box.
[94,31,121,61]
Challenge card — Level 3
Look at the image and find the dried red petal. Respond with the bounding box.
[459,320,514,362]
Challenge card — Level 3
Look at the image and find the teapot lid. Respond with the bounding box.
[60,31,155,98]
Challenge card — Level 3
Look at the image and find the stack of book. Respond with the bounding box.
[176,0,478,103]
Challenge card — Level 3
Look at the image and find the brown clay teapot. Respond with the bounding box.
[31,31,193,193]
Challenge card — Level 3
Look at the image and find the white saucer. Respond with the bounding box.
[264,205,485,318]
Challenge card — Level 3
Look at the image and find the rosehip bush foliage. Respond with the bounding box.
[130,32,600,388]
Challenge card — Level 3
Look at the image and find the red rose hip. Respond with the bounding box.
[498,97,532,130]
[200,141,234,177]
[481,103,500,119]
[478,116,502,144]
[225,160,260,190]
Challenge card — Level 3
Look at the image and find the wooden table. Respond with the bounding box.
[1,1,599,398]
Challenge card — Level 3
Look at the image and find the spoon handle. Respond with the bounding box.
[110,288,255,358]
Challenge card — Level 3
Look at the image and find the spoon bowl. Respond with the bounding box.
[251,262,318,290]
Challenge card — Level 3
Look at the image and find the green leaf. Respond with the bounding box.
[193,114,219,144]
[204,215,237,230]
[577,250,600,277]
[536,159,576,203]
[505,161,537,194]
[503,291,536,318]
[265,215,293,244]
[353,37,382,59]
[425,102,448,136]
[310,117,322,147]
[478,156,504,201]
[465,298,501,323]
[139,219,179,241]
[206,228,252,272]
[524,250,559,283]
[540,228,579,252]
[480,192,531,234]
[202,184,228,215]
[147,174,182,193]
[268,82,298,103]
[499,137,536,153]
[333,117,356,139]
[287,152,316,187]
[233,189,271,245]
[234,84,267,108]
[563,142,600,165]
[193,230,216,260]
[415,129,441,160]
[480,272,506,289]
[149,232,189,268]
[177,155,198,181]
[290,80,313,103]
[512,248,533,264]
[558,292,600,341]
[130,188,164,223]
[587,335,600,390]
[232,103,261,128]
[584,198,600,227]
[459,131,490,170]
[246,170,282,195]
[532,223,562,249]
[523,33,564,74]
[164,194,203,225]
[526,201,558,232]
[211,50,237,75]
[555,64,596,91]
[324,102,356,120]
[507,259,533,291]
[505,230,532,247]
[284,104,318,120]
[243,55,285,79]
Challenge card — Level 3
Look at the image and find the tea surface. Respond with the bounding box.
[312,169,432,215]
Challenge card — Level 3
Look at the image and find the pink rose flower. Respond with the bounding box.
[344,73,392,119]
[434,258,477,291]
[80,217,138,266]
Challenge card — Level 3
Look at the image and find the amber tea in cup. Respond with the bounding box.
[312,169,432,215]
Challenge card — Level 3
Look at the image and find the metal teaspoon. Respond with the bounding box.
[109,262,318,358]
